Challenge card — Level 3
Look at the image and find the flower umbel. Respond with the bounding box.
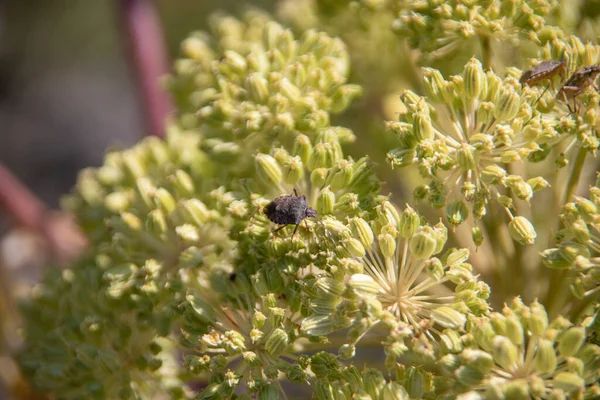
[387,59,546,234]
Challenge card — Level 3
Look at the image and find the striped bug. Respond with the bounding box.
[557,64,600,113]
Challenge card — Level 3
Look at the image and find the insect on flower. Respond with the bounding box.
[557,64,600,113]
[520,60,566,104]
[264,189,317,236]
[519,60,566,86]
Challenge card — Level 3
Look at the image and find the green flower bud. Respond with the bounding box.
[363,368,386,399]
[423,67,448,103]
[455,366,484,387]
[494,86,521,121]
[265,328,289,356]
[446,201,469,226]
[404,368,425,399]
[329,160,353,191]
[431,306,466,329]
[348,274,380,297]
[440,354,461,371]
[456,144,479,171]
[506,176,533,202]
[315,277,345,298]
[223,330,246,354]
[425,258,444,281]
[308,143,336,170]
[153,188,176,214]
[534,339,557,373]
[310,168,329,188]
[505,317,524,346]
[310,352,339,378]
[527,177,550,192]
[398,205,420,238]
[381,383,409,400]
[176,224,200,242]
[501,150,521,163]
[414,112,433,141]
[498,195,513,209]
[119,212,142,232]
[182,199,210,225]
[317,187,335,215]
[282,156,304,185]
[378,234,396,259]
[252,312,266,329]
[464,58,485,99]
[350,217,374,249]
[475,103,495,127]
[492,336,519,370]
[540,248,573,270]
[440,329,463,353]
[553,372,584,393]
[472,226,484,246]
[557,327,585,357]
[300,315,334,336]
[387,147,417,168]
[259,384,280,400]
[338,344,355,360]
[255,154,282,188]
[574,197,597,222]
[432,223,448,254]
[331,84,363,113]
[342,238,364,257]
[481,165,507,185]
[147,209,167,234]
[461,349,494,373]
[508,216,537,245]
[409,226,437,260]
[503,379,529,400]
[246,73,269,103]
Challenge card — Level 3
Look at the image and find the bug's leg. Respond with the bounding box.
[293,188,298,196]
[303,219,311,233]
[293,224,299,236]
[533,84,550,106]
[274,225,287,233]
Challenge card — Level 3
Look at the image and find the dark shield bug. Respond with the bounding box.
[557,64,600,113]
[264,189,317,235]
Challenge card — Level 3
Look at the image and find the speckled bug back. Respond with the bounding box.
[519,60,565,86]
[264,193,317,226]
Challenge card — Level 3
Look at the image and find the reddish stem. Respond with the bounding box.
[0,163,47,231]
[118,0,173,138]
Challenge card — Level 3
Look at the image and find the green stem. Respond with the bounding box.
[545,147,588,317]
[562,147,587,205]
[480,36,492,70]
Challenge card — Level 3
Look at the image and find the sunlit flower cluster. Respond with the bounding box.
[167,10,361,175]
[387,58,549,239]
[439,298,600,399]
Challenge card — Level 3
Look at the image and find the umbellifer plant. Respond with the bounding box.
[17,1,600,399]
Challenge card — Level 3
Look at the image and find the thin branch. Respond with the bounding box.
[118,0,174,138]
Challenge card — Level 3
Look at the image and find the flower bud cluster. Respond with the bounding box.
[167,11,361,174]
[439,298,600,398]
[541,184,600,298]
[528,36,600,158]
[21,133,237,397]
[393,0,560,65]
[387,59,547,233]
[301,205,490,363]
[18,260,185,399]
[313,364,433,400]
